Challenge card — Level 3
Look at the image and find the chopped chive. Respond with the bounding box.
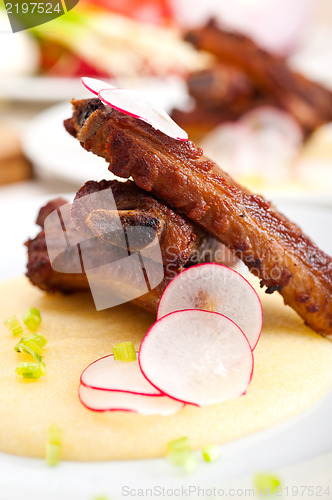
[20,333,47,348]
[253,473,281,495]
[168,450,198,473]
[15,333,46,352]
[24,340,44,355]
[29,308,41,320]
[113,341,136,362]
[202,444,221,463]
[167,436,191,453]
[23,308,41,332]
[14,334,47,363]
[49,424,62,446]
[4,316,23,336]
[14,343,42,363]
[168,449,191,466]
[167,437,197,474]
[15,362,46,379]
[46,443,61,467]
[183,454,198,475]
[46,424,62,466]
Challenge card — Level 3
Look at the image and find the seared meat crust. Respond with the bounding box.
[26,182,231,314]
[26,198,89,294]
[65,98,332,337]
[72,179,224,273]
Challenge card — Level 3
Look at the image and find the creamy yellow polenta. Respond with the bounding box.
[0,276,331,461]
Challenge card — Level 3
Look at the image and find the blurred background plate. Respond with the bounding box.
[0,77,86,102]
[22,102,114,186]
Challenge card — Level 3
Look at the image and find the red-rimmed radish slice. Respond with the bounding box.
[78,384,184,415]
[80,354,161,395]
[81,76,188,140]
[157,263,263,350]
[139,309,253,407]
[98,87,188,141]
[81,77,115,96]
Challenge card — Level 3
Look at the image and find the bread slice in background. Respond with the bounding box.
[0,122,32,185]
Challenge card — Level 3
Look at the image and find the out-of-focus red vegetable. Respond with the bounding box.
[80,0,173,25]
[38,39,108,77]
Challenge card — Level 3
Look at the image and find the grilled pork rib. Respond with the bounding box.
[65,98,332,337]
[171,64,272,141]
[26,181,232,313]
[184,20,332,136]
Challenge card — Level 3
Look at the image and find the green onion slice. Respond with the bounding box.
[14,333,47,362]
[14,343,42,363]
[168,450,198,474]
[15,362,46,379]
[46,443,61,467]
[167,437,197,474]
[113,341,136,362]
[29,307,41,320]
[16,333,47,349]
[253,473,281,495]
[202,444,221,463]
[49,424,62,446]
[167,436,191,453]
[23,308,42,332]
[182,454,198,474]
[168,449,191,466]
[4,315,23,336]
[46,424,62,466]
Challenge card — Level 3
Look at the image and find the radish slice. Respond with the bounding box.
[157,263,263,350]
[81,77,115,96]
[80,354,161,395]
[98,87,188,141]
[82,76,188,140]
[78,384,184,415]
[139,309,253,406]
[241,106,303,150]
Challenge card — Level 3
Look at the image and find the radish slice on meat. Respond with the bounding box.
[82,76,188,140]
[80,354,161,395]
[78,384,184,415]
[157,263,263,350]
[99,88,188,141]
[139,309,253,406]
[81,77,114,96]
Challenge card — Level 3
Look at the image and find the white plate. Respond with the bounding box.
[0,196,332,499]
[0,72,189,100]
[0,76,86,103]
[22,102,115,187]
